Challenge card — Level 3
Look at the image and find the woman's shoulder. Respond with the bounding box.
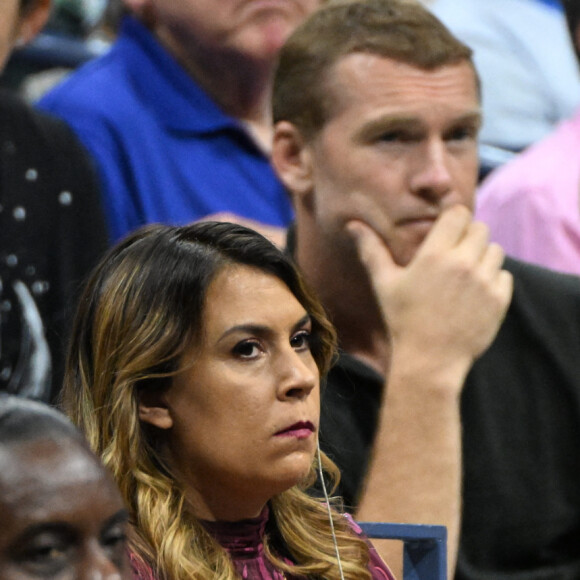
[342,513,396,580]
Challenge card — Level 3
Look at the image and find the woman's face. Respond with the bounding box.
[0,437,131,579]
[144,264,320,520]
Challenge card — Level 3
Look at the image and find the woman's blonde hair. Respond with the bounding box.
[62,221,373,579]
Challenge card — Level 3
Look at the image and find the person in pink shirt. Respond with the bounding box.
[475,0,580,276]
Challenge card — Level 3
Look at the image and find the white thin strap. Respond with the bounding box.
[317,442,345,580]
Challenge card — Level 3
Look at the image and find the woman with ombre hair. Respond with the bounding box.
[62,221,394,580]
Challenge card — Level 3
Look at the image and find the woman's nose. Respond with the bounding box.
[277,349,318,400]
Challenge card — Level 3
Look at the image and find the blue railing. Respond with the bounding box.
[358,522,447,580]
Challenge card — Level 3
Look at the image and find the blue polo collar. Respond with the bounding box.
[117,16,243,134]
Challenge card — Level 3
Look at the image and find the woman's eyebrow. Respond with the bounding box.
[217,313,311,343]
[292,314,312,333]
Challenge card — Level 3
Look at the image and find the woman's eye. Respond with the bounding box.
[232,340,262,358]
[291,330,311,351]
[101,524,129,566]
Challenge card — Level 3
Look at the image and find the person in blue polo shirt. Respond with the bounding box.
[39,0,321,244]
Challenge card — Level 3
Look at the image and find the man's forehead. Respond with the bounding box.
[324,52,480,118]
[327,52,479,102]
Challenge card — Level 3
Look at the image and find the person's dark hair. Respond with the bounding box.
[273,0,476,140]
[563,0,580,61]
[62,222,371,579]
[64,222,337,437]
[0,394,84,447]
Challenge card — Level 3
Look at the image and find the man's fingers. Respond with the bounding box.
[456,221,490,263]
[479,242,506,277]
[417,204,473,256]
[496,269,515,314]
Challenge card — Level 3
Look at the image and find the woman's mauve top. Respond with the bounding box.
[130,506,395,579]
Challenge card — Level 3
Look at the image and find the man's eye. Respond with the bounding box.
[291,330,311,350]
[447,126,478,142]
[377,130,418,143]
[378,130,413,143]
[232,340,261,358]
[16,540,70,575]
[378,131,400,142]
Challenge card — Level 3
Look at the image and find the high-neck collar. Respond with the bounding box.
[200,506,270,559]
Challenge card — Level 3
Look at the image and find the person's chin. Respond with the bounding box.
[270,453,315,491]
[393,226,433,263]
[239,12,302,55]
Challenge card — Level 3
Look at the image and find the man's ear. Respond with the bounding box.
[138,389,173,430]
[272,121,315,205]
[16,0,51,46]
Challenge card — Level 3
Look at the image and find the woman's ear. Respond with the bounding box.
[138,389,173,430]
[271,121,315,205]
[16,0,51,47]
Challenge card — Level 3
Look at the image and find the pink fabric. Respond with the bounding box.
[201,508,291,579]
[476,107,580,276]
[130,508,395,579]
[343,513,396,580]
[129,553,157,580]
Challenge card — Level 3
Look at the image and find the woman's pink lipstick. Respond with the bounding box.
[275,421,315,439]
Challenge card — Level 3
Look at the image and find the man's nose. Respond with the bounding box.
[409,139,453,201]
[79,543,125,580]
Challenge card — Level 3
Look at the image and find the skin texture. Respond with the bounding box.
[0,437,131,579]
[123,0,321,148]
[139,264,320,522]
[0,0,20,70]
[120,0,318,242]
[0,0,51,72]
[273,54,513,576]
[136,0,322,63]
[278,55,483,269]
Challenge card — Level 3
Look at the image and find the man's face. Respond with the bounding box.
[0,437,130,579]
[146,0,321,62]
[287,53,481,267]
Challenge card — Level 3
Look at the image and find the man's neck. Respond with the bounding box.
[156,29,274,152]
[295,225,391,377]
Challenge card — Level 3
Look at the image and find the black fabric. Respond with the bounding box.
[319,351,383,513]
[319,257,580,580]
[0,90,108,403]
